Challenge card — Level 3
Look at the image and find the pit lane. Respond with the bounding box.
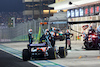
[0,40,100,67]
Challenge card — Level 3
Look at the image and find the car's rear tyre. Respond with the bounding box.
[85,42,94,50]
[48,48,56,59]
[22,49,30,61]
[59,47,66,58]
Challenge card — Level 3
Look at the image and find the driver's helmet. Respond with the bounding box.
[28,29,32,34]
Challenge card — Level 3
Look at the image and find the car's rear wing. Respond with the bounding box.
[28,43,47,47]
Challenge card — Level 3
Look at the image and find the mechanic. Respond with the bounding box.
[45,30,55,47]
[50,32,56,47]
[82,32,88,41]
[28,29,34,44]
[49,27,53,31]
[63,29,73,50]
[88,25,95,35]
[96,25,100,46]
[52,27,56,32]
[82,32,88,48]
[97,25,100,49]
[39,34,46,43]
[97,25,100,35]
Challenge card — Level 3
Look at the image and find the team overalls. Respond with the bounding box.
[64,30,73,50]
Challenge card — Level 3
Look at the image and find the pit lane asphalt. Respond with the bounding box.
[1,40,100,67]
[0,50,37,67]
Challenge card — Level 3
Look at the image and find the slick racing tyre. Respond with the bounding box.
[59,47,66,58]
[22,49,30,61]
[48,48,56,59]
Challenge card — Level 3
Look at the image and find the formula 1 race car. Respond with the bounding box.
[22,44,66,61]
[83,34,99,50]
[54,28,65,41]
[22,34,67,61]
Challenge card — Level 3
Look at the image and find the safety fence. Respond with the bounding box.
[0,19,68,42]
[0,19,40,42]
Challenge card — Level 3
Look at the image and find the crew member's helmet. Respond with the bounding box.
[45,29,49,32]
[66,30,69,33]
[45,29,49,35]
[52,27,56,31]
[82,31,85,34]
[28,29,32,34]
[89,25,93,29]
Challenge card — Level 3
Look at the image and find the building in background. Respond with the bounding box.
[23,0,57,20]
[49,0,100,41]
